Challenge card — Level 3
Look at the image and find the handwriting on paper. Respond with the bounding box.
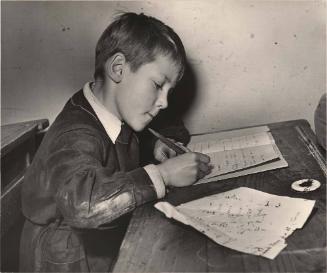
[155,187,315,259]
[188,132,280,178]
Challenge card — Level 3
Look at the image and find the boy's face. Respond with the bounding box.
[115,55,181,131]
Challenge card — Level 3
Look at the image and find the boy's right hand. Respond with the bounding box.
[157,152,213,187]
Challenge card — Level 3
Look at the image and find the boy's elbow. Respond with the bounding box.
[57,191,136,229]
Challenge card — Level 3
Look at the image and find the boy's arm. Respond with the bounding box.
[48,128,157,229]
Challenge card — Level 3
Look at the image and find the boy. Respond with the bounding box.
[19,12,212,272]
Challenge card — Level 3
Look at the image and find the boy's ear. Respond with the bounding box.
[105,53,126,83]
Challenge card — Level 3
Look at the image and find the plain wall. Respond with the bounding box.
[1,1,326,134]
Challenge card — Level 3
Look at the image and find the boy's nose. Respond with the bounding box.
[157,91,168,110]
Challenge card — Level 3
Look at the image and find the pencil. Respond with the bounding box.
[148,128,191,155]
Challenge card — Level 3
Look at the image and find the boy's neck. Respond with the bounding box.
[91,80,121,120]
[92,81,104,100]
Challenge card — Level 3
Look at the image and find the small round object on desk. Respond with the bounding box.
[291,179,321,192]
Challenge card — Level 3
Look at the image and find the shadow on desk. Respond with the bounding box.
[1,119,49,272]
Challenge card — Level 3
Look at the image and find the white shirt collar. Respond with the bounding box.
[83,82,122,143]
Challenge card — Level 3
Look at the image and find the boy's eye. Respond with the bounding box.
[153,82,163,90]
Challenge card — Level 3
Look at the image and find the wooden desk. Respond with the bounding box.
[1,119,49,271]
[113,119,326,272]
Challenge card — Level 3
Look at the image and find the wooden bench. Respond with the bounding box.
[1,119,49,272]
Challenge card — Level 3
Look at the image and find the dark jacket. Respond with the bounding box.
[19,89,189,272]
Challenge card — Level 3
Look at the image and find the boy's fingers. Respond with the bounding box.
[194,152,211,163]
[154,150,168,162]
[167,148,177,157]
[197,168,210,180]
[160,151,168,160]
[199,162,213,174]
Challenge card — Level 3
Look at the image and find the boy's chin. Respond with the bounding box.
[125,114,154,132]
[129,122,148,132]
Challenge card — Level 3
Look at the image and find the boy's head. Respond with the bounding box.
[94,12,186,81]
[93,12,187,132]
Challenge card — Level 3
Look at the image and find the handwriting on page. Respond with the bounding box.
[188,132,279,178]
[188,132,274,153]
[155,187,315,259]
[209,145,278,177]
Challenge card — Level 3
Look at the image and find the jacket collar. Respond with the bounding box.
[69,86,136,144]
[70,89,98,119]
[83,82,122,143]
[70,89,108,136]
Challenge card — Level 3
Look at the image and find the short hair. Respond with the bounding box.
[94,12,186,80]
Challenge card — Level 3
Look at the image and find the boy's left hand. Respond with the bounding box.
[153,139,178,162]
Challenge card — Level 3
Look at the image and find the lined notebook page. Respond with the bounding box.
[188,132,279,177]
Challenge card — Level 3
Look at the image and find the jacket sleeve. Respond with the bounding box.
[48,127,157,229]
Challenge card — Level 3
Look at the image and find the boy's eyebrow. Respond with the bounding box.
[163,74,174,84]
[154,73,177,87]
[157,74,169,82]
[152,74,169,84]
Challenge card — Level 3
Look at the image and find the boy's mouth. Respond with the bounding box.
[147,113,154,119]
[146,109,160,121]
[147,111,158,120]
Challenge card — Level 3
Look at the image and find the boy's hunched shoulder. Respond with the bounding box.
[48,90,109,143]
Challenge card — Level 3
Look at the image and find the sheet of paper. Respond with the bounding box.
[189,126,270,144]
[188,131,280,177]
[188,127,288,182]
[205,144,279,178]
[188,131,275,154]
[196,156,288,184]
[155,187,315,259]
